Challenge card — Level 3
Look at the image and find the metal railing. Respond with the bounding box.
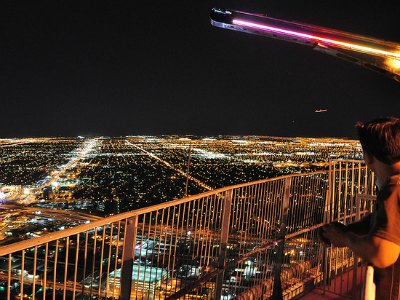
[0,160,375,299]
[317,161,376,299]
[319,193,376,299]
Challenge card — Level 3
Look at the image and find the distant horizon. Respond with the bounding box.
[0,134,359,140]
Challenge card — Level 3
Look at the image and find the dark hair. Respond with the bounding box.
[356,117,400,164]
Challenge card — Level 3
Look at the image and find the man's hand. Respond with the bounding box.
[320,222,348,247]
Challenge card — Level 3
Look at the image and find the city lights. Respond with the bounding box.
[0,136,362,244]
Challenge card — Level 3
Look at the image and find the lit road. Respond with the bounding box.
[0,205,102,245]
[0,205,102,221]
[3,138,99,204]
[125,141,213,191]
[0,138,36,148]
[38,138,99,189]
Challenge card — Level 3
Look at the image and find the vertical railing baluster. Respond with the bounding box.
[98,226,106,297]
[21,250,25,300]
[120,215,138,300]
[33,246,37,300]
[7,253,11,300]
[112,221,122,299]
[43,243,48,300]
[89,228,97,296]
[215,189,232,300]
[322,162,333,294]
[272,176,291,300]
[167,206,176,287]
[73,234,80,300]
[63,237,69,300]
[53,240,59,300]
[352,194,362,299]
[81,231,88,297]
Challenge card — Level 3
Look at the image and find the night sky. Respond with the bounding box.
[2,1,400,138]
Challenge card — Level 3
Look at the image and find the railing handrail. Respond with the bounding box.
[330,159,364,163]
[0,169,328,256]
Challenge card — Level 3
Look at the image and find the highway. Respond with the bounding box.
[125,141,213,191]
[0,204,102,221]
[38,138,99,189]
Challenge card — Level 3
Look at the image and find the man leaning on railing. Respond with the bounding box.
[320,116,400,300]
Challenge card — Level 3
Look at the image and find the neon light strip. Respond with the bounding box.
[233,19,400,59]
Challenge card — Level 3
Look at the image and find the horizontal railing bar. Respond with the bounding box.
[330,159,364,163]
[0,170,328,256]
[168,212,364,300]
[285,209,371,240]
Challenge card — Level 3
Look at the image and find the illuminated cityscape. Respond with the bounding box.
[0,136,362,246]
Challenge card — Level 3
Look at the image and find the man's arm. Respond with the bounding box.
[346,233,400,268]
[344,213,372,235]
[318,216,371,246]
[321,223,400,268]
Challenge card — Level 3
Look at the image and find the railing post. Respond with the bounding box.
[120,216,138,300]
[272,177,291,300]
[352,195,362,299]
[322,161,334,294]
[215,189,232,300]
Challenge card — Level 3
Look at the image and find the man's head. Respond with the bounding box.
[356,117,400,165]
